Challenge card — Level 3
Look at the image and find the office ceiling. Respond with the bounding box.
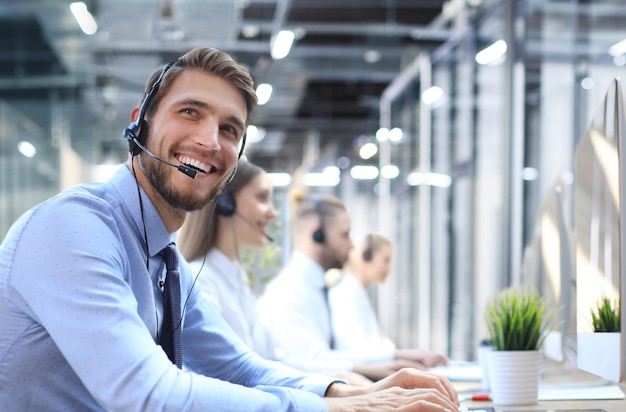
[0,0,451,174]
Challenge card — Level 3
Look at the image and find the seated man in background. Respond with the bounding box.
[329,232,448,368]
[258,191,447,381]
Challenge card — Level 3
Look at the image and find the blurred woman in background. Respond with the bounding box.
[329,232,448,369]
[178,160,278,359]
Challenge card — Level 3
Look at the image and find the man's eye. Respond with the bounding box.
[181,108,197,115]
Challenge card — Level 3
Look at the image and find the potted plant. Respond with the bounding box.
[578,296,621,382]
[591,296,620,332]
[483,287,560,405]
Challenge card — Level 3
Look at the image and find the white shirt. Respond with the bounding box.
[328,273,396,359]
[257,252,392,373]
[189,249,277,359]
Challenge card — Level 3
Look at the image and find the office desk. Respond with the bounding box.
[456,360,626,412]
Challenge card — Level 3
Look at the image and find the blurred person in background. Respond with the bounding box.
[329,233,448,369]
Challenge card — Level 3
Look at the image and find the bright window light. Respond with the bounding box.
[381,164,399,179]
[90,164,120,182]
[268,172,292,187]
[246,125,267,143]
[70,2,98,35]
[475,39,507,65]
[303,173,340,187]
[359,142,378,159]
[407,171,451,188]
[376,127,389,142]
[422,86,443,105]
[389,127,403,142]
[256,83,273,105]
[609,38,626,56]
[350,165,379,180]
[271,30,295,60]
[17,141,36,158]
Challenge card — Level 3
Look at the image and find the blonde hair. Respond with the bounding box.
[288,189,346,232]
[346,232,393,270]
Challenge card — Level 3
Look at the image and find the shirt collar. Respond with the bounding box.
[109,165,173,258]
[291,251,326,290]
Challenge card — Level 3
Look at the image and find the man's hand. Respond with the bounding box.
[324,386,458,411]
[325,368,459,411]
[395,348,449,368]
[353,359,431,381]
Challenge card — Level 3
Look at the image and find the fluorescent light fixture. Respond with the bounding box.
[267,172,292,187]
[475,39,507,65]
[389,127,403,142]
[407,171,451,187]
[17,141,36,158]
[256,83,273,105]
[381,164,400,179]
[246,125,266,143]
[304,166,340,187]
[70,2,98,35]
[609,38,626,56]
[422,86,443,105]
[376,127,389,142]
[350,165,379,180]
[359,142,378,159]
[271,30,295,60]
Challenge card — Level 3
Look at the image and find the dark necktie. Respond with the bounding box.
[160,243,183,368]
[323,285,335,349]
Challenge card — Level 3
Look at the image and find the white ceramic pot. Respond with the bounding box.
[486,349,542,405]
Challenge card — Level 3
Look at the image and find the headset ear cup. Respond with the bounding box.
[362,248,372,262]
[124,120,148,156]
[312,228,325,244]
[216,192,236,217]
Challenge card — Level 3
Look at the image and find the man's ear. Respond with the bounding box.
[131,107,140,122]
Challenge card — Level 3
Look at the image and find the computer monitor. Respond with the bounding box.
[574,77,626,383]
[521,175,575,364]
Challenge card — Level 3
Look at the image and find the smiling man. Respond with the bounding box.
[0,48,458,411]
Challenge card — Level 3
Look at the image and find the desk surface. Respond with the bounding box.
[456,360,626,412]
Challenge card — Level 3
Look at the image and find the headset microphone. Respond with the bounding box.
[234,211,274,242]
[126,131,199,179]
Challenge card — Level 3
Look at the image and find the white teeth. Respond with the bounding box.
[177,155,210,173]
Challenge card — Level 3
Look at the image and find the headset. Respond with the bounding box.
[122,60,247,181]
[312,196,326,244]
[362,234,373,262]
[215,188,236,217]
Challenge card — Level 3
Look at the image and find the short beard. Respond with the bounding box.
[140,153,220,211]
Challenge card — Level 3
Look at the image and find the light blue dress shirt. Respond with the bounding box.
[0,165,333,411]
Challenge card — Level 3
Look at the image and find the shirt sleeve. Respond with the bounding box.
[8,193,334,411]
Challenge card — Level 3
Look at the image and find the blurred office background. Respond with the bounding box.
[1,0,625,360]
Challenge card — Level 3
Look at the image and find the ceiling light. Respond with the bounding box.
[364,50,381,64]
[246,125,266,143]
[271,30,295,60]
[381,164,400,179]
[581,77,594,90]
[407,171,451,187]
[475,39,507,65]
[359,142,378,159]
[267,172,292,187]
[376,128,389,142]
[521,167,538,181]
[17,141,36,158]
[350,165,379,180]
[256,83,273,105]
[70,2,98,35]
[609,39,626,56]
[389,127,403,142]
[422,86,443,105]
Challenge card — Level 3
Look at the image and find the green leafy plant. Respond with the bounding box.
[591,297,620,332]
[484,287,561,351]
